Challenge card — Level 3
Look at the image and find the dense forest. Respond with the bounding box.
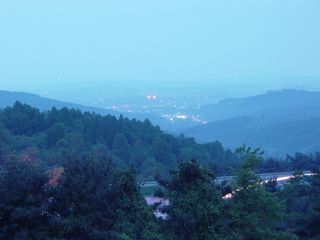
[0,102,318,180]
[0,102,238,179]
[1,145,319,239]
[1,103,320,239]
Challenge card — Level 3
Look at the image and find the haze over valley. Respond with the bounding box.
[2,86,320,157]
[1,1,320,239]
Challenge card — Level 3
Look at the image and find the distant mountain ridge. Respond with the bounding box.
[0,90,118,115]
[3,89,320,156]
[198,89,320,123]
[183,89,320,156]
[0,90,171,129]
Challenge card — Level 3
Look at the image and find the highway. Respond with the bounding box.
[143,170,314,218]
[140,171,313,187]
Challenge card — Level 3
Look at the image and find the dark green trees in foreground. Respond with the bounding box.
[159,147,291,240]
[1,148,320,240]
[160,160,224,240]
[279,168,320,239]
[0,157,163,240]
[51,158,162,240]
[1,145,320,239]
[0,158,49,239]
[227,147,287,240]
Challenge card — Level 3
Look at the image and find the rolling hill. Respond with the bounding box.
[183,90,320,156]
[0,90,118,115]
[0,90,171,130]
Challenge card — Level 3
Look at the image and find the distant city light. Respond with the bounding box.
[176,115,187,119]
[147,95,157,100]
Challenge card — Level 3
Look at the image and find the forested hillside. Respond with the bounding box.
[0,102,236,179]
[0,90,172,131]
[1,103,320,239]
[184,90,320,156]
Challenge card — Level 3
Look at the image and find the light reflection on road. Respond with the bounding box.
[223,172,315,199]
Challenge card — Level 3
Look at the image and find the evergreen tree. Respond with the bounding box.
[50,156,163,240]
[152,137,175,168]
[161,160,224,240]
[227,146,287,240]
[279,171,312,238]
[46,122,66,146]
[112,133,130,164]
[0,158,49,239]
[306,168,320,238]
[130,139,148,170]
[49,156,117,239]
[113,168,163,240]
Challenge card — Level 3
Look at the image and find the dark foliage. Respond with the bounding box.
[0,102,238,180]
[0,102,320,239]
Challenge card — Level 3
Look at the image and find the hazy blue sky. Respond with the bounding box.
[1,0,320,91]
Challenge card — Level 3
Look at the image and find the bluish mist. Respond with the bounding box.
[0,0,319,92]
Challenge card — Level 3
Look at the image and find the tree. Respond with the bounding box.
[113,167,163,240]
[161,160,225,240]
[279,171,312,238]
[0,103,240,179]
[130,139,148,170]
[112,133,130,164]
[227,146,288,240]
[0,158,49,239]
[50,156,117,239]
[3,102,43,135]
[140,158,167,180]
[152,137,175,168]
[306,168,320,238]
[0,124,11,164]
[46,122,65,146]
[50,156,163,240]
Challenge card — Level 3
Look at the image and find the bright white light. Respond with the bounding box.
[147,95,157,100]
[176,115,187,119]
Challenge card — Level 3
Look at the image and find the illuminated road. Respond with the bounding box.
[140,171,313,188]
[215,171,313,183]
[143,171,314,218]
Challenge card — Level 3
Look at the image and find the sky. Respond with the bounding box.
[0,0,320,91]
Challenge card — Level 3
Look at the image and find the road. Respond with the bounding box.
[140,171,313,187]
